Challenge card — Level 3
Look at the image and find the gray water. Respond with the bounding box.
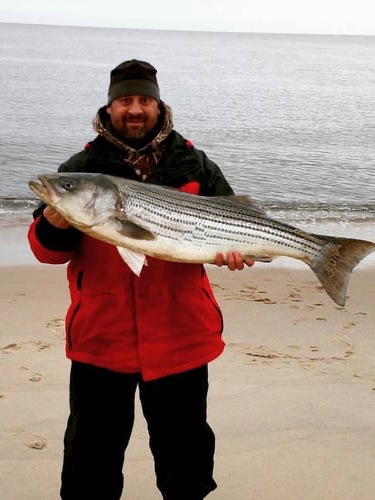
[1,23,375,229]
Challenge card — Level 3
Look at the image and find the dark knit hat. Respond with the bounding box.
[107,59,160,104]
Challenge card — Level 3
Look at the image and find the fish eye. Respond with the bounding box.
[64,181,75,191]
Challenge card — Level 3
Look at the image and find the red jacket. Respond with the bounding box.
[28,131,232,381]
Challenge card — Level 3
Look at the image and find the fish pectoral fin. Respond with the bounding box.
[116,219,155,240]
[116,246,148,276]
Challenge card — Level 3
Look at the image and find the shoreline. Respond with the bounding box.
[1,222,375,268]
[1,264,375,498]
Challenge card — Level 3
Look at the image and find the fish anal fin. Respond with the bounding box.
[116,246,148,276]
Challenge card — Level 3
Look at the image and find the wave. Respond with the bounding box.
[262,201,375,224]
[1,196,375,227]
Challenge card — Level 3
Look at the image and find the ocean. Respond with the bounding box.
[0,23,374,265]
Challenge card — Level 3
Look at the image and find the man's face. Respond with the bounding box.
[106,95,160,140]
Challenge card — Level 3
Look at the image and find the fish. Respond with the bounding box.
[29,173,375,307]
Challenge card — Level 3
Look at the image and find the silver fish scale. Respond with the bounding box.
[120,183,324,257]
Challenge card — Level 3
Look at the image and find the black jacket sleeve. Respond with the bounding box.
[34,213,82,251]
[192,147,234,197]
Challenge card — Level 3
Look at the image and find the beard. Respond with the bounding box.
[122,119,147,139]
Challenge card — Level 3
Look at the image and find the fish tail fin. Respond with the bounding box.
[308,236,375,307]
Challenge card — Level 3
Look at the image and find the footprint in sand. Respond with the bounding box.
[1,343,21,353]
[242,285,258,291]
[25,436,47,450]
[29,373,42,382]
[46,318,66,341]
[304,305,315,311]
[2,341,51,353]
[253,297,277,304]
[343,322,356,330]
[289,291,302,302]
[34,341,51,351]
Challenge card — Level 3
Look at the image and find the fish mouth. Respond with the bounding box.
[29,175,61,205]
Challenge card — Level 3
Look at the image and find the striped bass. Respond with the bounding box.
[29,173,375,307]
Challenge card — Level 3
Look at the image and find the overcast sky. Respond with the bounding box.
[1,0,375,35]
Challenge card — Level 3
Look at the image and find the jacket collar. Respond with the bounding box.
[92,101,173,156]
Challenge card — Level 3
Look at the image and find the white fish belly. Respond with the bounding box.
[92,220,317,264]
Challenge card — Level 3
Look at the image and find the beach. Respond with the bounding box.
[1,259,375,499]
[1,21,375,499]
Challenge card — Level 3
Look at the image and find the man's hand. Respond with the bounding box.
[215,252,254,271]
[43,206,71,229]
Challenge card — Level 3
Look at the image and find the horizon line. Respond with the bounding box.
[1,20,374,38]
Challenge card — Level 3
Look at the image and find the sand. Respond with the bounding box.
[1,262,375,499]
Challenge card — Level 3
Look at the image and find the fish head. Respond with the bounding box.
[29,173,122,229]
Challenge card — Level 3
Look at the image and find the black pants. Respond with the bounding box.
[60,362,217,500]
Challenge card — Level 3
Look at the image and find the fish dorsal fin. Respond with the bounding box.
[115,219,155,240]
[226,195,257,207]
[212,195,267,216]
[116,246,148,276]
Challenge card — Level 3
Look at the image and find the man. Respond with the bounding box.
[28,59,253,500]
